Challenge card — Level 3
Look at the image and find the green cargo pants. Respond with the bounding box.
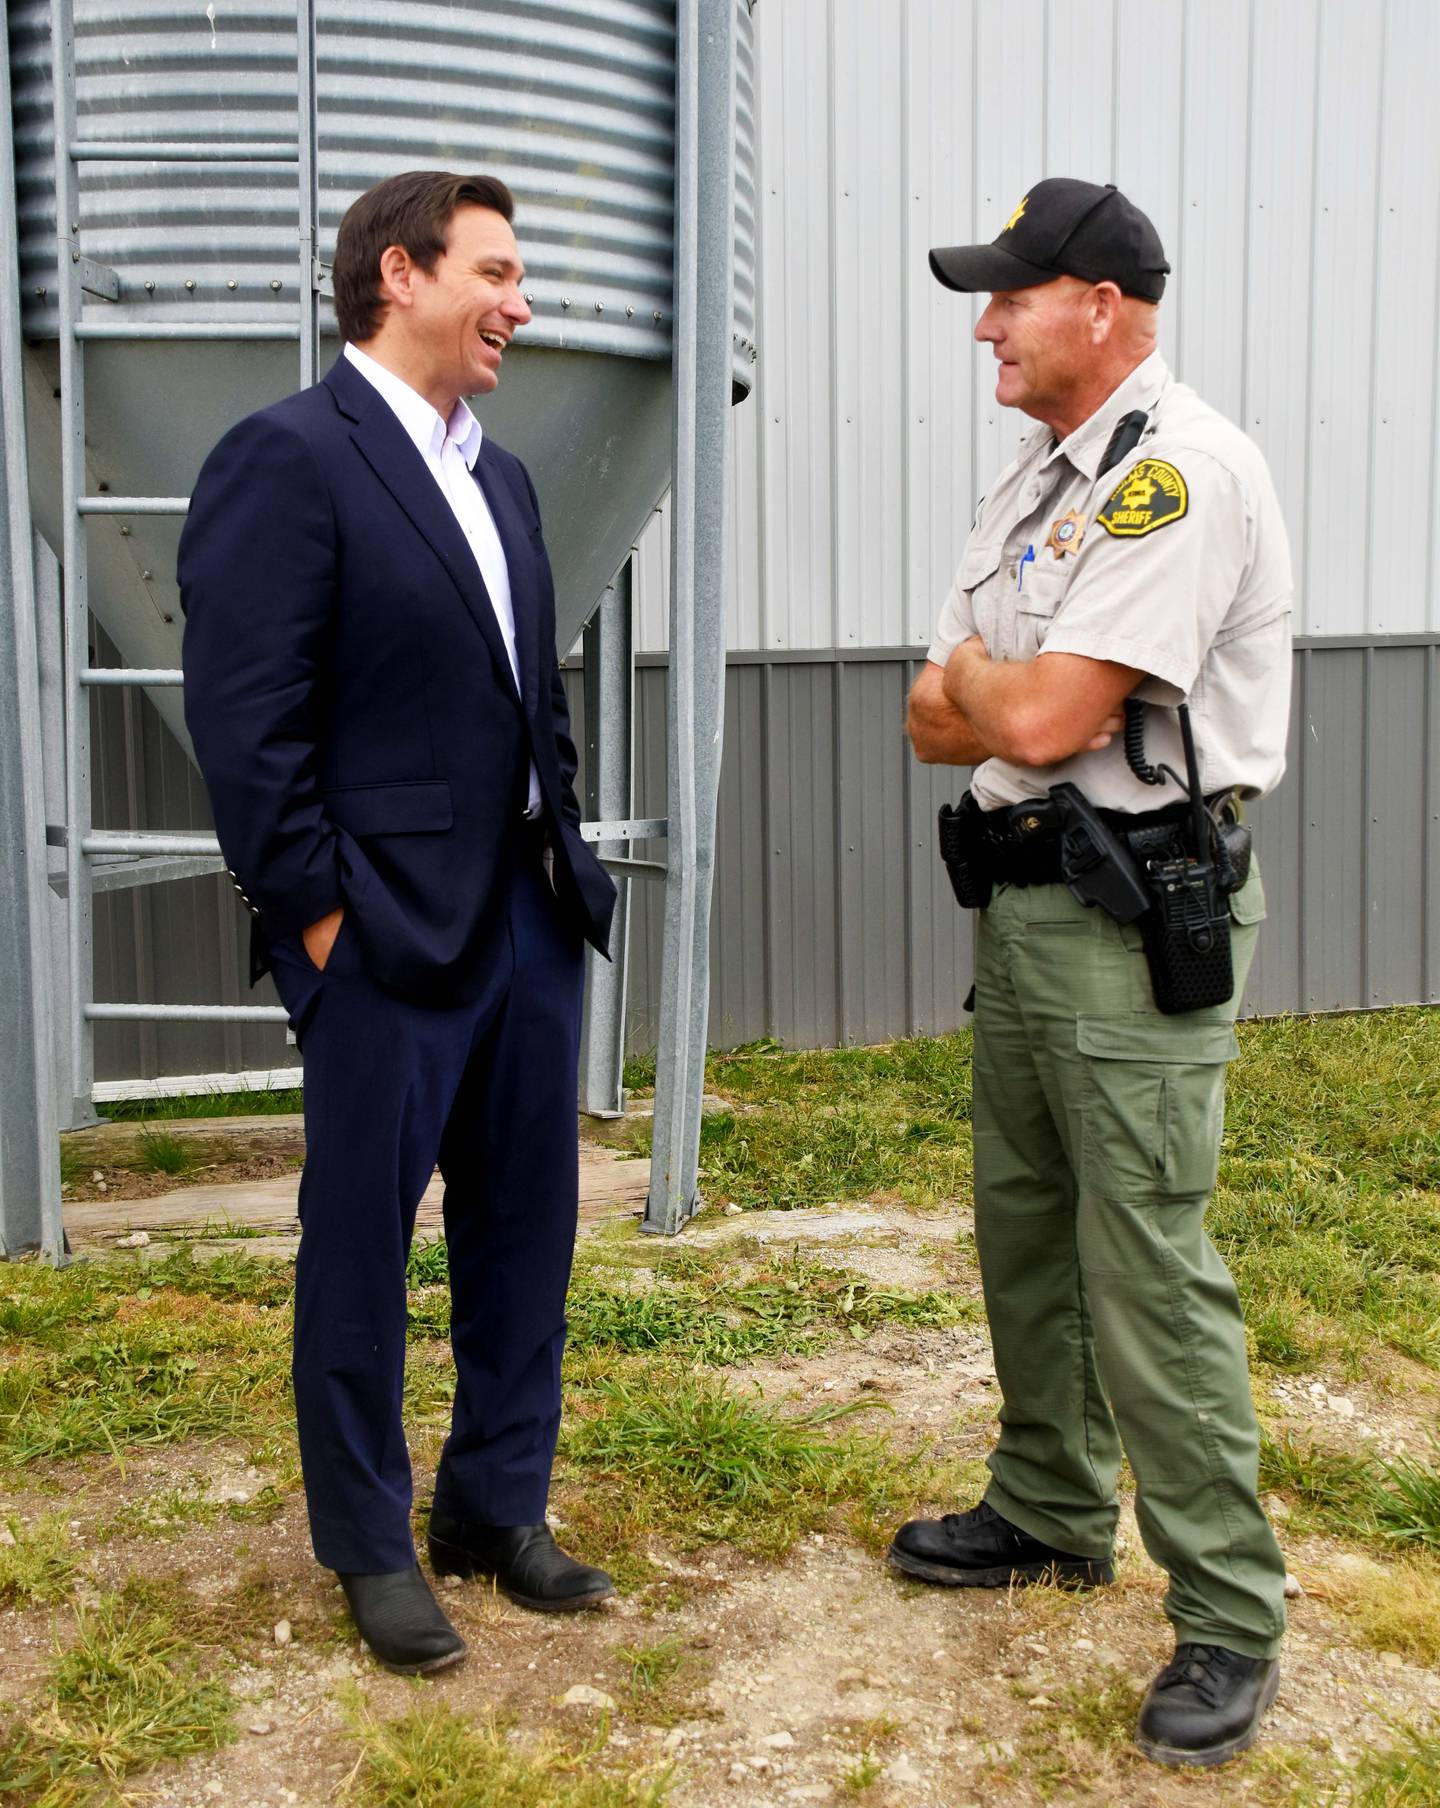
[972,862,1285,1658]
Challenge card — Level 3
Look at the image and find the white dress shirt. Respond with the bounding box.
[343,342,541,815]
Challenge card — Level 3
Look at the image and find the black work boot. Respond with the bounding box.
[1135,1643,1280,1767]
[887,1499,1114,1589]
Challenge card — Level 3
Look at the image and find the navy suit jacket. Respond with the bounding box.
[179,355,616,1005]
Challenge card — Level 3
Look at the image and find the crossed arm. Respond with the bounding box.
[906,638,1142,768]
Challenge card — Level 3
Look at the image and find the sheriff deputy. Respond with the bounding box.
[896,177,1293,1770]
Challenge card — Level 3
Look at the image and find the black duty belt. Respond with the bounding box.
[978,793,1236,889]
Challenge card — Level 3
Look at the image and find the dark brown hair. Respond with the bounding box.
[332,170,516,344]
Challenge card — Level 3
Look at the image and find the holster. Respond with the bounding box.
[937,792,993,910]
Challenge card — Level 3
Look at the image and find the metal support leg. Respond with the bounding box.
[580,562,634,1118]
[0,39,63,1262]
[34,534,82,1134]
[644,0,737,1234]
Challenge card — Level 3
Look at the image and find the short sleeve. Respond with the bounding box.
[1038,448,1247,705]
[927,558,981,667]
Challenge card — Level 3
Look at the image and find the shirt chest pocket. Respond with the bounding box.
[957,545,1007,656]
[1007,555,1073,662]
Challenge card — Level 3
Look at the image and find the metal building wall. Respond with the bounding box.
[613,643,1440,1052]
[86,0,1440,1078]
[632,0,1440,649]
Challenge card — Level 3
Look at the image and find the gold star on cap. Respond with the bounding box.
[1004,195,1028,233]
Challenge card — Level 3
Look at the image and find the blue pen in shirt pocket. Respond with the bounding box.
[1017,544,1035,592]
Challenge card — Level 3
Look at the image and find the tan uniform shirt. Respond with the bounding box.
[928,352,1293,813]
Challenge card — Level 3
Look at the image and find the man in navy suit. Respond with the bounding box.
[180,171,617,1673]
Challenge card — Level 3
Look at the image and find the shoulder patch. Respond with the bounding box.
[1096,459,1188,538]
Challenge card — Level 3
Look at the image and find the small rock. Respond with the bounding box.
[1264,1494,1292,1522]
[749,1756,770,1773]
[1327,1394,1356,1420]
[115,1231,155,1249]
[756,1674,775,1685]
[762,1730,795,1749]
[1073,1637,1094,1652]
[91,1170,104,1183]
[0,1527,16,1547]
[1380,1651,1405,1670]
[836,1667,868,1689]
[723,1203,743,1216]
[1284,1573,1305,1599]
[273,1620,292,1646]
[931,1648,947,1662]
[663,1729,685,1753]
[887,1756,924,1785]
[560,1684,616,1710]
[247,1720,272,1736]
[727,1762,749,1783]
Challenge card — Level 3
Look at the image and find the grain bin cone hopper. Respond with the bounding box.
[1,0,755,1250]
[13,0,756,755]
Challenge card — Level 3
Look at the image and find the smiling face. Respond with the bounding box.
[367,204,532,415]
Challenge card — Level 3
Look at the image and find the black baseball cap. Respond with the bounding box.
[929,178,1169,301]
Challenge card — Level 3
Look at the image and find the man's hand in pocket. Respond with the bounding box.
[302,906,345,972]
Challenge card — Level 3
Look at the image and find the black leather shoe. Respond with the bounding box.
[1136,1643,1279,1767]
[336,1565,467,1675]
[887,1499,1114,1589]
[427,1516,614,1612]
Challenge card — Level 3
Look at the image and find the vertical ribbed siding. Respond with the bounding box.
[91,641,1439,1079]
[633,0,1440,649]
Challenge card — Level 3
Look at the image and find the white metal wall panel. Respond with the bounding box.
[633,0,1440,651]
[1111,2,1183,377]
[831,0,905,652]
[902,0,977,647]
[1175,0,1249,425]
[1245,0,1319,613]
[1370,0,1440,634]
[1306,5,1386,635]
[970,0,1047,496]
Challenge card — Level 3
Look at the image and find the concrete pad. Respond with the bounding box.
[66,1144,652,1253]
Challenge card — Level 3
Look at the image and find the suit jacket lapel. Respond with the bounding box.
[473,446,541,717]
[326,361,522,710]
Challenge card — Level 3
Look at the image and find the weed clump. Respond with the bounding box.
[0,1515,81,1608]
[0,1597,234,1802]
[561,1370,946,1558]
[340,1692,672,1806]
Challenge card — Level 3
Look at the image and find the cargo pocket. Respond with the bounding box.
[1076,1015,1239,1204]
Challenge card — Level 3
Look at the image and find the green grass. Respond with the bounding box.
[613,1637,701,1725]
[340,1692,672,1807]
[1291,1721,1440,1805]
[101,1086,304,1122]
[0,1252,294,1470]
[1260,1431,1440,1553]
[134,1128,198,1178]
[407,1239,978,1358]
[559,1368,963,1559]
[0,1596,234,1804]
[0,1515,82,1608]
[675,1011,1440,1373]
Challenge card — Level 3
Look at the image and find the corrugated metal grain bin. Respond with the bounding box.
[13,0,756,747]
